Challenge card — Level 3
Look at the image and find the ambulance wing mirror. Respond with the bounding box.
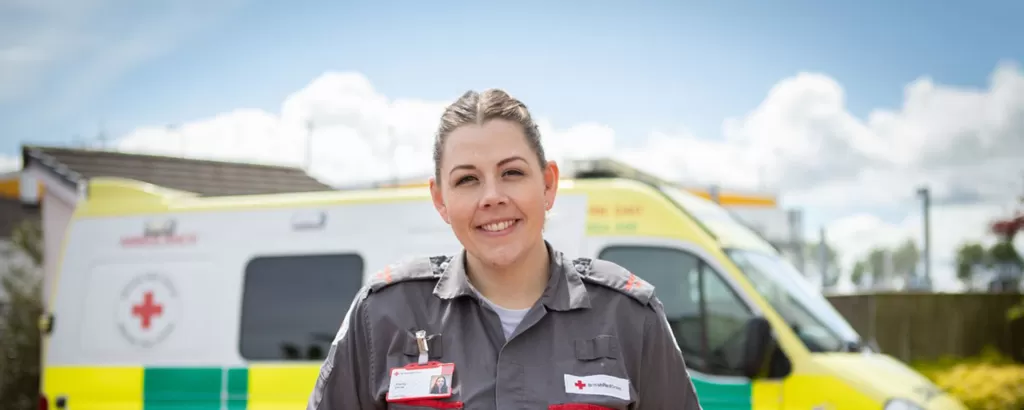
[740,316,773,379]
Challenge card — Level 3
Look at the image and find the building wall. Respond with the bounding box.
[41,190,74,308]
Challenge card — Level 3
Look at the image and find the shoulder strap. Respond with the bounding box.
[571,257,655,305]
[366,255,452,292]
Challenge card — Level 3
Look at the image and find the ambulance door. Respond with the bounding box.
[587,236,780,410]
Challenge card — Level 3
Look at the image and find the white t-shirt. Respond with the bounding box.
[476,293,531,340]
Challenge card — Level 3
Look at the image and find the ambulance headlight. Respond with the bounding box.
[884,398,923,410]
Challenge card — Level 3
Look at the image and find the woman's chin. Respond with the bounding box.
[472,243,527,269]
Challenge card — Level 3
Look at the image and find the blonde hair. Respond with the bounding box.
[432,89,547,183]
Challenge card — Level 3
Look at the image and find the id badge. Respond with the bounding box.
[385,361,455,402]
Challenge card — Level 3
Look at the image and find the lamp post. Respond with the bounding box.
[916,186,931,285]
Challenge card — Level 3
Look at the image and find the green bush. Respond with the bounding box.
[913,347,1024,410]
[1008,297,1024,322]
[0,220,44,410]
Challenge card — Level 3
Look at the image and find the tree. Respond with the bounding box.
[991,192,1023,320]
[990,214,1022,243]
[891,239,921,278]
[994,241,1024,320]
[989,241,1023,266]
[0,219,44,410]
[866,248,887,284]
[851,261,867,287]
[955,242,988,283]
[849,239,922,289]
[805,242,841,287]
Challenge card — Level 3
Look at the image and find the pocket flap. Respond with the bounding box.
[573,335,619,361]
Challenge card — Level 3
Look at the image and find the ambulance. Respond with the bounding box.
[39,171,965,409]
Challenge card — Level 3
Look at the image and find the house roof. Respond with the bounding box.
[21,145,334,197]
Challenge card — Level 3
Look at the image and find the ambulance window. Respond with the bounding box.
[599,245,755,377]
[239,253,364,361]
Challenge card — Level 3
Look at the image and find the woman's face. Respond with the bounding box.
[430,119,558,269]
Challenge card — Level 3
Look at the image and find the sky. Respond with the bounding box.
[1,0,1023,291]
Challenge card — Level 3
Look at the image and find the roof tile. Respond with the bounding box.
[23,145,334,196]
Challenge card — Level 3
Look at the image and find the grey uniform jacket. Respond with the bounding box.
[307,243,704,410]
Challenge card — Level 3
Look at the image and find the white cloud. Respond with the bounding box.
[112,63,1024,199]
[621,61,1024,210]
[0,154,21,174]
[110,63,1024,292]
[116,72,624,187]
[118,73,445,187]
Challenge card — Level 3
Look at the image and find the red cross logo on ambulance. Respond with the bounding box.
[116,272,180,348]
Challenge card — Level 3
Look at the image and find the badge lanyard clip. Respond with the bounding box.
[415,330,429,364]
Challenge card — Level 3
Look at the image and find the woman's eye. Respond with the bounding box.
[503,169,524,177]
[455,175,477,185]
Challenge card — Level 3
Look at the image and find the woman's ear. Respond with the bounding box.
[542,160,559,211]
[429,177,451,224]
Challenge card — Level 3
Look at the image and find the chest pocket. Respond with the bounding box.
[382,330,445,369]
[553,335,635,410]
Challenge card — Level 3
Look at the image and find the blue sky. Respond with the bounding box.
[2,0,1023,288]
[3,0,1021,153]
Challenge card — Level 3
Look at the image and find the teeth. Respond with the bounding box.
[482,220,514,232]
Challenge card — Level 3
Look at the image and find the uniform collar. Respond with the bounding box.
[432,241,591,311]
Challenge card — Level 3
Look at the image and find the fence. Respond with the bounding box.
[826,292,1024,363]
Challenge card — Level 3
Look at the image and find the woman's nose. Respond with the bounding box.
[479,181,508,208]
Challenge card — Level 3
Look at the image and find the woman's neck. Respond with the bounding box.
[465,241,550,310]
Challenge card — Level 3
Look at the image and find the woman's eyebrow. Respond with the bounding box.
[448,156,527,175]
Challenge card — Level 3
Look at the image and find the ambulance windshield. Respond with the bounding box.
[660,186,865,353]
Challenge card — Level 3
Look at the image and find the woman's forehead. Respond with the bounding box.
[443,121,533,164]
[447,120,527,147]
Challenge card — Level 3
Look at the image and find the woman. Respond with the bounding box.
[429,375,449,395]
[306,89,703,410]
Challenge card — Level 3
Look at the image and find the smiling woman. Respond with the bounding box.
[428,89,557,309]
[306,88,705,410]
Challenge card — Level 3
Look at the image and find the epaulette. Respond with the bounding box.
[570,257,655,306]
[366,255,452,292]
